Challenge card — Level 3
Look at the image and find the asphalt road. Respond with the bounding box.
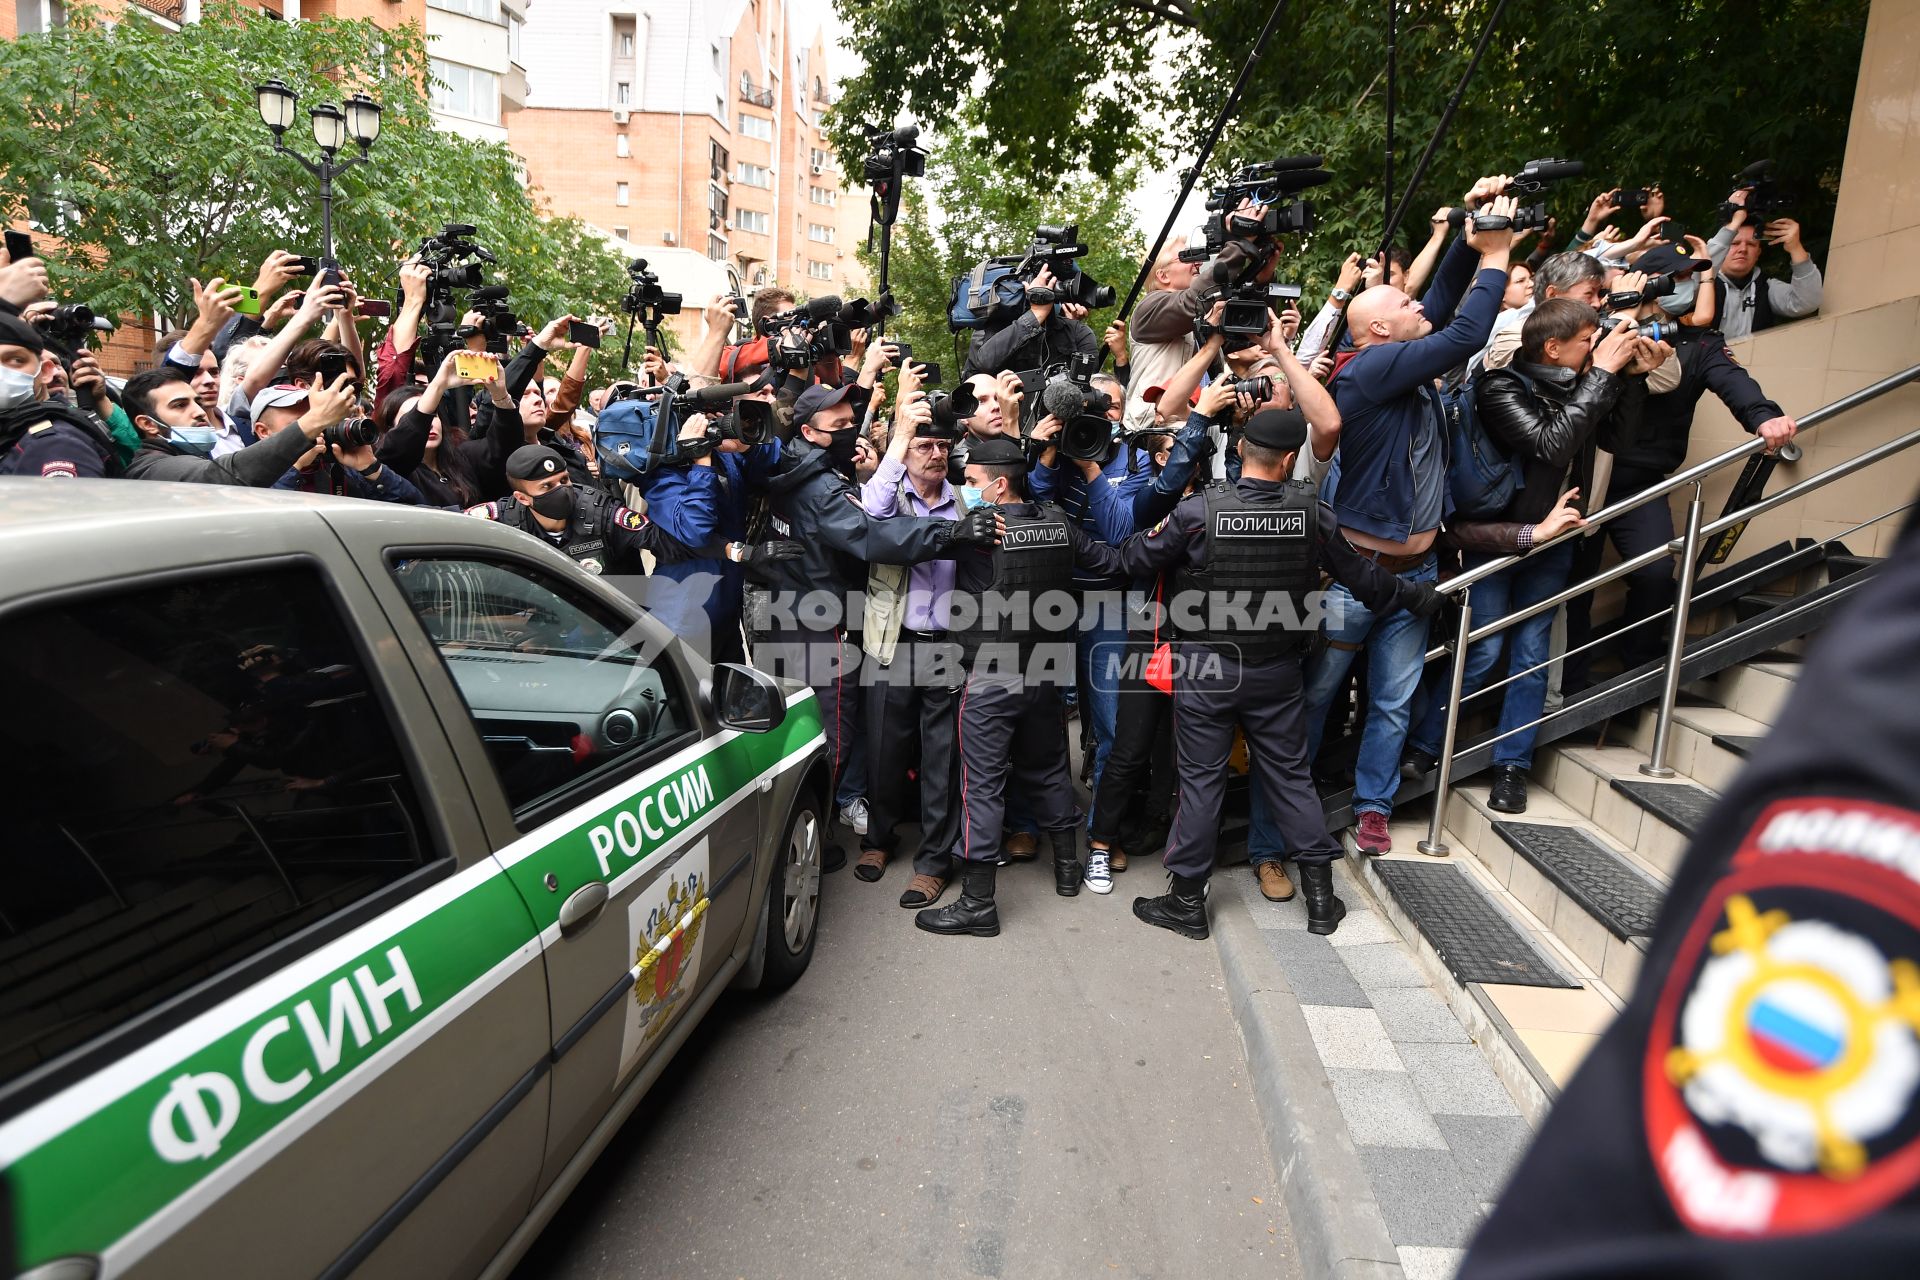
[511,831,1297,1280]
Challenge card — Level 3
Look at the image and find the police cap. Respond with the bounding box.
[967,436,1028,466]
[791,380,856,427]
[506,444,569,481]
[1242,407,1308,453]
[0,313,46,356]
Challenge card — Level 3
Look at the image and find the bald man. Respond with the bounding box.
[1301,182,1518,857]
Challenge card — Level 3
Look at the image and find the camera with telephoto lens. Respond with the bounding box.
[921,382,980,441]
[1720,159,1793,224]
[1444,158,1583,237]
[1179,155,1333,269]
[1024,353,1116,463]
[323,417,379,450]
[37,302,115,356]
[758,295,854,369]
[1606,273,1676,312]
[1600,315,1685,345]
[412,222,503,369]
[863,124,927,185]
[1018,224,1117,311]
[622,257,683,324]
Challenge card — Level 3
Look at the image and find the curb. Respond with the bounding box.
[1211,883,1404,1280]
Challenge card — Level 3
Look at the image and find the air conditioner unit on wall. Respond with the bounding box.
[612,109,630,123]
[810,163,822,175]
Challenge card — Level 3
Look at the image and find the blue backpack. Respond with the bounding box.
[593,395,678,484]
[947,257,1027,331]
[1442,371,1526,520]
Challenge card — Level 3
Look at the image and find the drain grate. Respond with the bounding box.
[1370,860,1577,989]
[1492,822,1663,942]
[1611,779,1719,837]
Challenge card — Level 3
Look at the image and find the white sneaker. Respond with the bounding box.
[1084,850,1113,895]
[839,798,870,836]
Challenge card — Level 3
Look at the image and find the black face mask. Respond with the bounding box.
[823,426,861,471]
[530,483,576,521]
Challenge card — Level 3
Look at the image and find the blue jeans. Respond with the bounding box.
[1409,542,1576,769]
[1300,558,1439,821]
[1076,604,1125,808]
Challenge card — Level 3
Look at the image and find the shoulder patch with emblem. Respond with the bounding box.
[1645,796,1920,1238]
[463,501,497,519]
[615,506,646,531]
[40,460,77,478]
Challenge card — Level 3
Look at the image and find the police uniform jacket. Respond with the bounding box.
[464,487,697,576]
[1463,516,1920,1279]
[1610,332,1784,480]
[0,402,123,479]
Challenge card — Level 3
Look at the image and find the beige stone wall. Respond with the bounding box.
[1668,0,1920,567]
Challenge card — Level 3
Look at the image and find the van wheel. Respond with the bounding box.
[761,797,823,990]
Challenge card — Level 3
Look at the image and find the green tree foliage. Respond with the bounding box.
[0,1,629,333]
[857,121,1146,377]
[830,0,1868,298]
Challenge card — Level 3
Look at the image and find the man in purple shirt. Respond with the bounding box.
[854,385,969,908]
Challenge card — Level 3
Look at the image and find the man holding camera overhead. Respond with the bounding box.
[962,260,1100,378]
[1696,183,1824,341]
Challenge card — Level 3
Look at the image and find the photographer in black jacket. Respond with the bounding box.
[962,264,1100,377]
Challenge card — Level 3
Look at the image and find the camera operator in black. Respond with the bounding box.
[1102,409,1443,939]
[465,444,716,575]
[758,382,1003,838]
[914,435,1147,938]
[962,263,1100,379]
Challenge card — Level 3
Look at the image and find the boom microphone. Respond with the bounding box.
[689,381,754,406]
[1268,153,1326,171]
[804,295,842,321]
[1518,158,1585,183]
[1735,158,1775,182]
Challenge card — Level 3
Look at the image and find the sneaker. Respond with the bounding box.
[1487,765,1529,814]
[1084,850,1113,895]
[1355,812,1392,856]
[838,798,870,836]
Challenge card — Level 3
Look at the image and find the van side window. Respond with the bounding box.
[389,556,694,820]
[0,569,437,1088]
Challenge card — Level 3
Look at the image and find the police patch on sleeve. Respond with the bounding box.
[616,506,646,531]
[1645,797,1920,1237]
[463,501,497,520]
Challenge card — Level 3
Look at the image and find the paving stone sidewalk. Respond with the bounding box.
[1216,863,1538,1280]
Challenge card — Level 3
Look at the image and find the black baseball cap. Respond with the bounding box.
[1242,407,1308,452]
[506,444,569,481]
[1636,244,1711,277]
[967,436,1028,466]
[791,381,856,427]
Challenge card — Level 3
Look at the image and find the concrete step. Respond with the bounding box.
[1686,658,1799,724]
[1620,702,1770,795]
[1532,742,1696,876]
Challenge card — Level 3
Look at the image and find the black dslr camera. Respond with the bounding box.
[323,417,379,451]
[1018,224,1117,310]
[922,382,979,441]
[1179,155,1333,266]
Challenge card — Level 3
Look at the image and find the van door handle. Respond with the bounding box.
[557,882,610,937]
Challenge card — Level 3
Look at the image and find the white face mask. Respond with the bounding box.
[0,364,38,412]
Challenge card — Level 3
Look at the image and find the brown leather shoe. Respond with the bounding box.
[1004,832,1038,861]
[854,847,889,882]
[1109,847,1128,873]
[898,872,949,908]
[1256,861,1296,902]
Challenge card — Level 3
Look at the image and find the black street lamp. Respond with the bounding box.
[255,78,382,265]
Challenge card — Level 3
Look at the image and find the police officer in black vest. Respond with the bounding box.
[466,443,757,577]
[916,436,1135,938]
[1104,408,1442,937]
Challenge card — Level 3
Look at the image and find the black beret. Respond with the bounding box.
[1243,407,1308,452]
[0,313,45,355]
[967,435,1028,466]
[506,444,568,481]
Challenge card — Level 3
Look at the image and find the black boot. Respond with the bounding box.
[1300,862,1347,936]
[1133,873,1210,939]
[915,861,1000,937]
[1487,765,1529,814]
[1050,828,1083,897]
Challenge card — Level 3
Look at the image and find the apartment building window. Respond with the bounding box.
[807,223,835,245]
[14,0,65,33]
[615,82,631,105]
[708,234,727,263]
[428,0,501,22]
[615,182,630,207]
[807,261,833,282]
[620,32,634,56]
[615,134,630,157]
[430,59,500,125]
[734,209,770,235]
[808,185,837,207]
[708,185,729,229]
[736,163,772,189]
[738,113,774,143]
[612,226,629,241]
[809,147,831,173]
[709,140,730,183]
[508,15,523,61]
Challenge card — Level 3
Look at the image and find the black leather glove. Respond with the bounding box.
[1403,581,1446,619]
[945,506,1002,550]
[727,539,804,583]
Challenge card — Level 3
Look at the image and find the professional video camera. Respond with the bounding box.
[1179,155,1333,268]
[922,383,980,441]
[757,295,855,369]
[1025,353,1117,463]
[412,222,505,368]
[460,284,524,356]
[862,123,927,187]
[1018,224,1117,310]
[621,258,682,326]
[1720,159,1793,224]
[1199,278,1303,346]
[36,302,115,357]
[596,374,760,480]
[1442,158,1584,236]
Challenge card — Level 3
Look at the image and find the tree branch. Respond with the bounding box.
[1116,0,1198,30]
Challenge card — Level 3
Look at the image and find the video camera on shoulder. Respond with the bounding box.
[948,223,1115,332]
[596,375,767,480]
[1020,352,1117,464]
[1180,155,1332,269]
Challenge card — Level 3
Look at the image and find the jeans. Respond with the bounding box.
[1408,542,1576,770]
[1303,557,1439,819]
[1076,596,1126,802]
[1564,466,1676,683]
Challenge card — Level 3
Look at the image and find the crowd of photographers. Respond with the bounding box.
[0,152,1820,937]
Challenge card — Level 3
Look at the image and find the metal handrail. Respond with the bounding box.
[1411,362,1920,855]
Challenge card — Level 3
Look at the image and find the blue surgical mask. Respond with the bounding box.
[168,425,220,456]
[0,365,37,412]
[959,485,986,509]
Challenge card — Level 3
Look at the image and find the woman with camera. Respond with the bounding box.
[376,348,522,508]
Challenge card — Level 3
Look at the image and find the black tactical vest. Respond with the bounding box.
[955,503,1075,655]
[494,489,621,575]
[1175,481,1318,659]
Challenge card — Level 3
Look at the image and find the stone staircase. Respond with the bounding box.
[1338,651,1800,1123]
